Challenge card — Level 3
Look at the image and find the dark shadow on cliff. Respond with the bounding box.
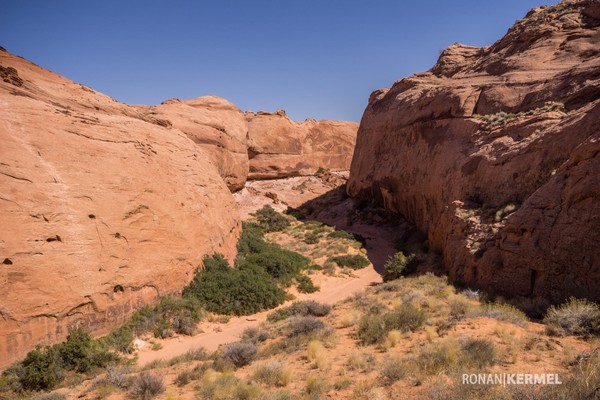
[290,184,414,275]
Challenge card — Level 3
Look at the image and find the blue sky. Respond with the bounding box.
[2,0,549,121]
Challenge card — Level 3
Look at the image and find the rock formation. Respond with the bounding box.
[0,49,242,369]
[347,0,600,302]
[246,110,357,179]
[135,96,249,192]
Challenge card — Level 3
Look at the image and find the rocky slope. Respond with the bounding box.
[347,0,600,302]
[246,110,357,179]
[0,49,244,369]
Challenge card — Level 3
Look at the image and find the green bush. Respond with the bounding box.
[297,275,319,293]
[382,251,417,281]
[243,247,309,282]
[327,230,354,240]
[184,255,286,316]
[358,304,427,345]
[255,205,290,232]
[267,301,331,322]
[544,297,600,337]
[18,346,63,391]
[59,328,117,373]
[328,255,370,270]
[237,222,268,255]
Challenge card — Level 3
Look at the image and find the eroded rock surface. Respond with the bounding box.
[136,96,249,191]
[347,0,600,302]
[246,110,357,179]
[0,49,241,369]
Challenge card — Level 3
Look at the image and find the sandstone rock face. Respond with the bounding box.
[348,0,600,302]
[0,49,241,369]
[136,96,249,192]
[246,110,358,179]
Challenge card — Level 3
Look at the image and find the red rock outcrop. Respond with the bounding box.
[246,110,358,179]
[135,96,249,192]
[347,0,600,302]
[0,49,241,369]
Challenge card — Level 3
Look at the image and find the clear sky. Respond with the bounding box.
[2,0,550,121]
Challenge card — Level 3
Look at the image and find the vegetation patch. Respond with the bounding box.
[544,297,600,337]
[267,301,331,323]
[328,254,370,270]
[382,251,417,281]
[357,303,427,345]
[254,205,290,232]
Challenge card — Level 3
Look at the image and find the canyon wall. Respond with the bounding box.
[0,47,358,368]
[0,49,244,369]
[246,110,358,180]
[347,0,600,302]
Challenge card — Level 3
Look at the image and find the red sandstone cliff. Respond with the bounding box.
[347,0,600,302]
[246,110,358,180]
[0,49,242,369]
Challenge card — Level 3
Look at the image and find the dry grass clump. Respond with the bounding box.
[474,303,528,327]
[252,361,291,387]
[305,375,330,398]
[197,371,261,400]
[417,337,496,375]
[129,372,164,400]
[357,303,427,345]
[544,297,600,337]
[379,356,410,385]
[346,351,376,372]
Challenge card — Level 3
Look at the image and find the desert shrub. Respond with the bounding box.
[129,372,164,400]
[328,254,370,270]
[30,393,67,400]
[544,297,600,336]
[255,205,290,232]
[358,304,427,345]
[10,327,118,392]
[306,376,329,397]
[417,340,459,375]
[59,328,117,373]
[449,296,471,317]
[380,357,409,385]
[184,255,286,315]
[222,341,258,368]
[253,361,291,387]
[237,222,268,255]
[382,251,417,281]
[297,275,319,293]
[346,352,376,372]
[241,327,269,343]
[327,230,354,240]
[288,317,326,337]
[17,346,64,391]
[244,247,309,282]
[303,232,320,244]
[103,364,130,388]
[460,338,496,368]
[198,373,261,400]
[302,220,324,230]
[475,303,528,327]
[101,295,204,350]
[267,301,331,322]
[174,363,207,387]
